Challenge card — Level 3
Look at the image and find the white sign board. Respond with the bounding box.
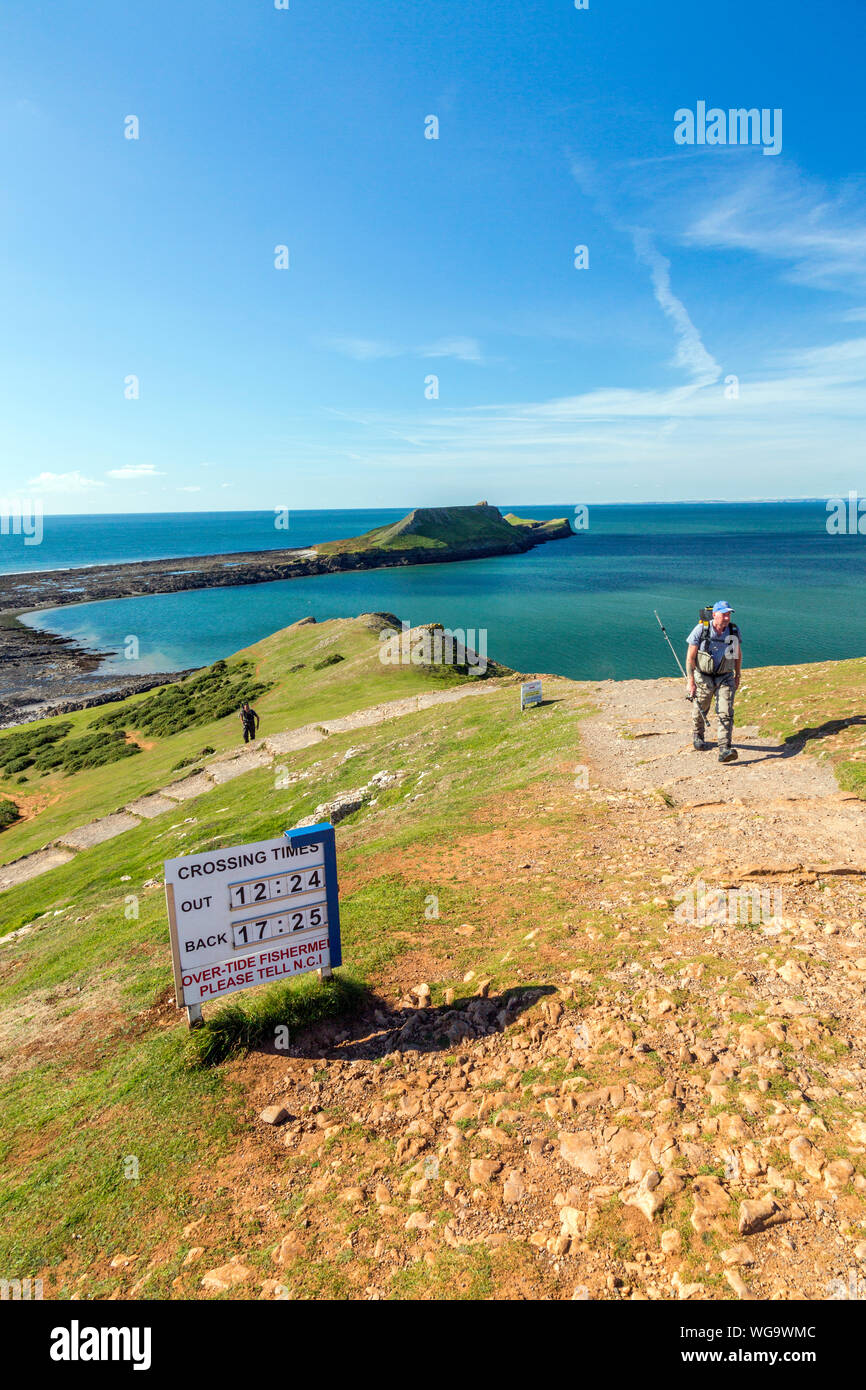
[521,680,543,710]
[164,822,342,1014]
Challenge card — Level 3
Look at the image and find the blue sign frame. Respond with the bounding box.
[521,680,543,711]
[282,821,342,969]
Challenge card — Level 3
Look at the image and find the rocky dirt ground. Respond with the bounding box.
[94,675,866,1303]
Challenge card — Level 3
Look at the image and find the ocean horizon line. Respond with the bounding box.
[0,496,837,521]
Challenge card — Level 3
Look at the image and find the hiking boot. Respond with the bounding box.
[693,736,707,751]
[718,746,738,763]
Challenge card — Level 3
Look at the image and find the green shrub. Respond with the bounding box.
[92,660,272,740]
[57,731,141,776]
[0,721,73,773]
[0,798,21,831]
[312,653,344,670]
[5,756,34,774]
[171,746,216,772]
[0,662,270,782]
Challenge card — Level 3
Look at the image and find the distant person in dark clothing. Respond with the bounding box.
[240,701,260,743]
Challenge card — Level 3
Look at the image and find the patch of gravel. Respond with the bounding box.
[580,677,843,804]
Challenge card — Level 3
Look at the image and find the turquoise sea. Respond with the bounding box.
[9,502,866,682]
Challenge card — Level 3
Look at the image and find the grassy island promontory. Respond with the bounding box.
[0,505,573,721]
[0,503,574,620]
[317,502,572,559]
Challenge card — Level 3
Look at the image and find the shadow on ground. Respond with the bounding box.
[732,714,866,768]
[259,984,558,1063]
[784,715,866,751]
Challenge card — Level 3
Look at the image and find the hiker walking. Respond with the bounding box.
[240,701,260,744]
[686,601,742,763]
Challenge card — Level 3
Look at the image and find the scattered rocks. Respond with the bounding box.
[275,1233,307,1264]
[721,1244,755,1267]
[738,1197,780,1236]
[824,1158,854,1191]
[622,1170,665,1223]
[503,1171,526,1204]
[724,1269,753,1299]
[559,1132,602,1177]
[404,1211,434,1231]
[201,1259,254,1291]
[469,1159,502,1185]
[260,1105,291,1126]
[690,1177,731,1235]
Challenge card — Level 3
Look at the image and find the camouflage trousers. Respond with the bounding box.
[692,670,736,747]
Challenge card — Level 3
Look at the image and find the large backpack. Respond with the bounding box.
[696,616,740,676]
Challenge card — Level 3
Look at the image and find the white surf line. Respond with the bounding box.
[0,681,503,895]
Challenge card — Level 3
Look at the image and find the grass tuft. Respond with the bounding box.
[185,971,367,1067]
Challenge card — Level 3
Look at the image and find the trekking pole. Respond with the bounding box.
[654,610,693,699]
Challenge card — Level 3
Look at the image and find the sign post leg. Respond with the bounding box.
[318,966,332,981]
[187,1003,203,1028]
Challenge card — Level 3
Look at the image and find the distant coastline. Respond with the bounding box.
[0,505,571,617]
[0,505,571,725]
[2,497,861,724]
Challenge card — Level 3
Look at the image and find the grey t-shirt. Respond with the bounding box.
[687,621,742,672]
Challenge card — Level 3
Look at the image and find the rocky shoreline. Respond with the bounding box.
[0,616,192,728]
[0,521,571,616]
[0,518,573,726]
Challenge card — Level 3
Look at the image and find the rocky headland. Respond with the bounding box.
[0,504,572,723]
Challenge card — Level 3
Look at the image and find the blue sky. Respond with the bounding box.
[1,0,865,511]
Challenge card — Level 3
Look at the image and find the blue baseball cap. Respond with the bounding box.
[712,600,733,614]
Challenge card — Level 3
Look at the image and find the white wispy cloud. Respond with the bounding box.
[771,335,866,382]
[326,324,866,498]
[177,485,201,493]
[569,154,720,389]
[305,153,866,497]
[27,470,103,492]
[417,336,484,363]
[632,229,721,385]
[325,335,485,364]
[106,464,165,479]
[324,336,401,361]
[310,154,866,497]
[683,165,866,291]
[601,153,866,296]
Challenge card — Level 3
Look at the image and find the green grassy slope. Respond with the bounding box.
[0,620,589,1295]
[737,656,866,797]
[1,642,862,1299]
[503,512,572,539]
[316,503,543,557]
[0,613,504,864]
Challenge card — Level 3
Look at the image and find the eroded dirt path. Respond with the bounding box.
[16,671,866,1304]
[167,677,866,1304]
[579,676,865,868]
